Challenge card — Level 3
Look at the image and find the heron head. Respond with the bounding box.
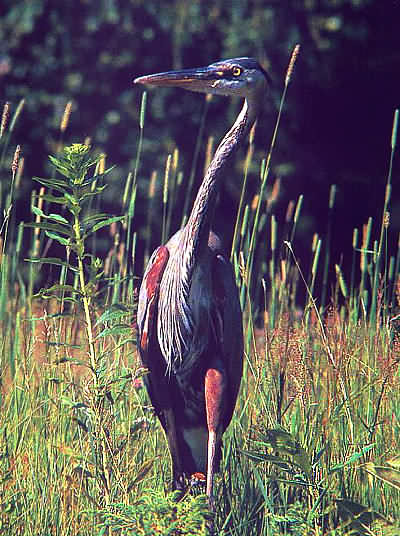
[134,57,271,98]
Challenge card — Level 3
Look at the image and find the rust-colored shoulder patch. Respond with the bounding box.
[139,246,169,354]
[145,246,169,299]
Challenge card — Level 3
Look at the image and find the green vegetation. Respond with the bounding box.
[0,42,399,536]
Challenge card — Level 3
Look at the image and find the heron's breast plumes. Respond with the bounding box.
[157,243,212,375]
[157,255,192,371]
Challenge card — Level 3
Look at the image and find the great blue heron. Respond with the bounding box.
[135,57,270,503]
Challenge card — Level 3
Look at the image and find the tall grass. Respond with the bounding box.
[0,50,399,535]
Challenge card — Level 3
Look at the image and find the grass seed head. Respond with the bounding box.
[251,194,259,211]
[60,100,73,133]
[285,200,295,223]
[267,177,280,210]
[11,144,21,175]
[0,101,10,139]
[285,44,301,86]
[148,170,157,198]
[384,211,390,228]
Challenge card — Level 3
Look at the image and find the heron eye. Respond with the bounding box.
[232,67,242,76]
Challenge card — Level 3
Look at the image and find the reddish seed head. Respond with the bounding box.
[11,144,21,175]
[0,101,10,139]
[285,44,301,87]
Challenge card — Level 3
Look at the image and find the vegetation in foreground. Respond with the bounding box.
[0,57,399,535]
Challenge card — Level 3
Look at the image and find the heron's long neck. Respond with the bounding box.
[184,96,257,261]
[158,96,258,366]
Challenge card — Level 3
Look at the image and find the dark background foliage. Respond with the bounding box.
[1,0,399,292]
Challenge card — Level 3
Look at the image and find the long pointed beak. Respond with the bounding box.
[134,66,213,92]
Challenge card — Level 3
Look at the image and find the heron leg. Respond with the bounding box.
[205,367,226,507]
[164,408,185,491]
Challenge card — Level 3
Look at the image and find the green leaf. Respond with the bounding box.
[94,165,115,179]
[80,174,100,187]
[31,205,69,224]
[84,216,125,237]
[37,193,68,205]
[82,212,112,226]
[79,185,107,202]
[45,231,70,246]
[257,428,313,478]
[30,205,46,218]
[24,222,72,236]
[94,324,132,340]
[95,304,130,326]
[44,283,82,295]
[34,284,82,301]
[64,192,79,206]
[62,296,81,305]
[33,175,70,194]
[81,167,115,186]
[329,444,375,474]
[48,155,73,179]
[81,213,112,233]
[48,213,69,224]
[24,257,78,272]
[81,166,116,186]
